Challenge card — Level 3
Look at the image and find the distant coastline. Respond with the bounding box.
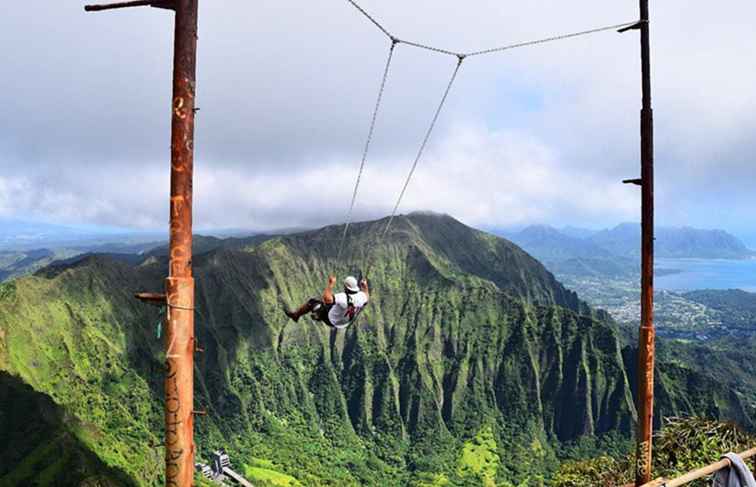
[655,267,683,277]
[655,257,756,292]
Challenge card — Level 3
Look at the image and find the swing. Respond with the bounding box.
[284,1,640,329]
[335,0,639,277]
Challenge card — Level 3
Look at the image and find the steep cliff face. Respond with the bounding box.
[0,256,166,485]
[624,337,756,433]
[0,371,135,486]
[0,214,682,485]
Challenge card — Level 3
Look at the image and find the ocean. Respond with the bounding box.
[655,258,756,292]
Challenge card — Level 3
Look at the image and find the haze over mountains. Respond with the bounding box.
[2,218,753,286]
[1,213,754,485]
[505,223,754,262]
[0,218,159,250]
[499,223,755,281]
[0,218,307,251]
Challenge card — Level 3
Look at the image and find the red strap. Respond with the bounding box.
[345,305,357,320]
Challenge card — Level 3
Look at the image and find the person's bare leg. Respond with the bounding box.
[285,300,315,322]
[286,276,337,322]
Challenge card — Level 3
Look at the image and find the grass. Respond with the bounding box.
[456,425,500,486]
[552,417,756,487]
[243,463,303,486]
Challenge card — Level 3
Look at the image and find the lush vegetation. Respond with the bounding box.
[553,417,756,486]
[684,289,756,332]
[0,371,135,486]
[0,214,753,486]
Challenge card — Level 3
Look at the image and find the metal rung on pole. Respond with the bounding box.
[618,21,645,33]
[84,0,174,12]
[135,292,168,305]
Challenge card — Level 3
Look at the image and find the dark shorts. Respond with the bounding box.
[307,298,335,327]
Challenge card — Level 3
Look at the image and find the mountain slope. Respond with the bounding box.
[0,371,135,486]
[0,213,748,486]
[0,256,167,485]
[0,248,77,282]
[506,225,611,262]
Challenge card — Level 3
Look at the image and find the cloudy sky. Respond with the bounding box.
[1,1,755,241]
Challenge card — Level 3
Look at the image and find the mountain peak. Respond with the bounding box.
[406,210,452,218]
[507,225,611,262]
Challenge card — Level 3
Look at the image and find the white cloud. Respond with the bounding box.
[1,0,755,234]
[188,123,639,230]
[0,177,27,217]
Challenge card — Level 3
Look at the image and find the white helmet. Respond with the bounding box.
[344,276,360,293]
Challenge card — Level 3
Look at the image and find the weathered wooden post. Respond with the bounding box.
[164,1,199,485]
[85,1,199,485]
[621,0,655,483]
[635,0,655,483]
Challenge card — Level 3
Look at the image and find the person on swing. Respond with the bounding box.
[285,275,369,329]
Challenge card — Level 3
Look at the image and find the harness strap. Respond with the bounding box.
[344,287,358,320]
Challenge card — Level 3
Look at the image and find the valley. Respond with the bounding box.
[1,214,754,486]
[505,224,756,341]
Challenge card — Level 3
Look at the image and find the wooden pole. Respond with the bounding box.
[84,1,199,484]
[164,1,198,485]
[634,0,655,484]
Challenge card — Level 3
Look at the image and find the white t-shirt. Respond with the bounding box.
[328,291,368,329]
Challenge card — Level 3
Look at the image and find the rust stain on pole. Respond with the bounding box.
[84,0,198,484]
[165,277,194,486]
[635,0,655,485]
[165,0,198,485]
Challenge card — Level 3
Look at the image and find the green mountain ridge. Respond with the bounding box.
[0,214,752,486]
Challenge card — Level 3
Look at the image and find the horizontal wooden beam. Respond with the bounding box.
[639,447,756,487]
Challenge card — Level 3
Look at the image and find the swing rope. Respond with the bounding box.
[464,20,642,57]
[344,0,393,39]
[381,56,463,241]
[337,40,398,262]
[336,0,640,276]
[362,56,464,278]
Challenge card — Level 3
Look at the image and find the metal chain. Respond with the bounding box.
[344,0,393,39]
[337,40,398,261]
[465,21,641,57]
[360,58,464,278]
[400,39,461,58]
[381,57,464,241]
[344,0,639,60]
